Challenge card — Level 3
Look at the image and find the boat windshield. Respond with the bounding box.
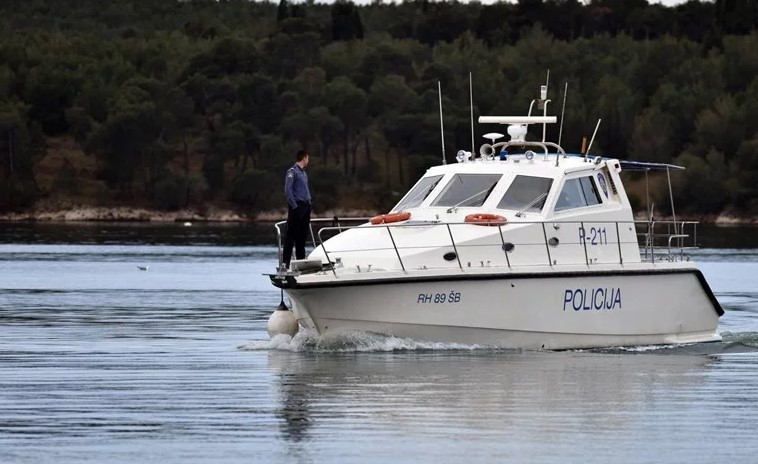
[555,176,602,211]
[497,175,553,212]
[431,174,502,207]
[393,175,444,211]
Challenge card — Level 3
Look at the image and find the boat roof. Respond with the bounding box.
[425,152,609,177]
[423,153,684,177]
[616,160,685,171]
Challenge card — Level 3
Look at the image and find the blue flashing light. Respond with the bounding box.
[499,149,508,161]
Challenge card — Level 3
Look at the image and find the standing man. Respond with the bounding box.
[282,149,312,268]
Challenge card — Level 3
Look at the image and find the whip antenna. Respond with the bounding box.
[585,118,602,159]
[438,81,446,165]
[540,70,550,143]
[558,82,568,146]
[469,72,475,156]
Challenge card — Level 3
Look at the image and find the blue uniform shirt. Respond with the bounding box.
[284,164,311,209]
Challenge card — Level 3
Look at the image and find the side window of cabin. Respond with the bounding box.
[393,175,444,211]
[497,175,553,212]
[554,176,602,212]
[431,174,502,207]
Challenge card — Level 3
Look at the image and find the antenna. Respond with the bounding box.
[585,119,602,159]
[666,166,679,245]
[558,82,568,147]
[540,70,550,143]
[469,72,475,157]
[438,81,446,165]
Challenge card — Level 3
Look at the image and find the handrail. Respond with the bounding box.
[279,218,698,273]
[541,223,552,267]
[446,223,463,269]
[668,234,689,260]
[386,226,405,272]
[615,222,623,265]
[275,216,370,268]
[496,224,511,269]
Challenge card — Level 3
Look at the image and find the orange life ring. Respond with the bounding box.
[464,213,507,226]
[370,211,412,225]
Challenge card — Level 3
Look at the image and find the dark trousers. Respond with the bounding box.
[283,202,311,267]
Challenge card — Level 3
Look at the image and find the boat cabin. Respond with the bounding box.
[276,92,696,274]
[390,152,629,225]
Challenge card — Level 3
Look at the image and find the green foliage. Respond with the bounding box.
[331,1,363,41]
[0,174,37,212]
[65,106,93,145]
[0,0,756,216]
[154,173,207,210]
[86,104,162,193]
[0,104,45,182]
[24,63,81,134]
[53,157,78,194]
[670,151,731,214]
[309,165,346,211]
[229,169,278,211]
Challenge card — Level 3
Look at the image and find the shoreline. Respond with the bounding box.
[0,206,756,225]
[0,206,380,224]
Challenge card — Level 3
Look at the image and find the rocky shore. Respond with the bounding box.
[0,205,380,223]
[0,199,755,224]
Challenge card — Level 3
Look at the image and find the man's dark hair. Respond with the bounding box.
[296,149,308,161]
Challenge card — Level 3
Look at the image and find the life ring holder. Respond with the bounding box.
[464,213,507,226]
[370,211,412,225]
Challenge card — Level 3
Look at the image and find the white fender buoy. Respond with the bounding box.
[267,301,299,338]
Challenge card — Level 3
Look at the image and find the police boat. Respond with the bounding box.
[267,86,723,350]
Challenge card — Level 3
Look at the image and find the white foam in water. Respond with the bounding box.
[239,331,758,353]
[722,331,758,347]
[613,344,682,352]
[238,330,488,352]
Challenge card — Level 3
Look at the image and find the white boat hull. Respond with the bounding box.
[278,265,722,350]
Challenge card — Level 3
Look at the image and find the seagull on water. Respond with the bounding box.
[137,265,150,271]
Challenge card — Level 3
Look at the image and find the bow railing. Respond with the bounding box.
[273,218,698,272]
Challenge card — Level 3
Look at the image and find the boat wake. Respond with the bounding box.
[583,331,758,354]
[238,330,490,353]
[239,331,758,354]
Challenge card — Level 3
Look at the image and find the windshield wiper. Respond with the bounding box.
[421,179,441,201]
[395,178,441,210]
[515,192,548,217]
[446,183,498,213]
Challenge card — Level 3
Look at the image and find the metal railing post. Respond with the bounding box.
[542,222,553,266]
[316,229,337,276]
[646,221,651,260]
[615,222,623,265]
[275,222,284,268]
[580,221,589,266]
[309,223,317,249]
[446,224,463,269]
[650,222,655,264]
[386,226,406,272]
[497,224,511,269]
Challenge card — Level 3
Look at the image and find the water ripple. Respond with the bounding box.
[1,231,758,464]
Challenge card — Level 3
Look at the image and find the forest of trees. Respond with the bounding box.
[0,0,756,215]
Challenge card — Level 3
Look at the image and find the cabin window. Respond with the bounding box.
[497,175,553,212]
[431,174,502,207]
[554,176,602,212]
[393,175,444,211]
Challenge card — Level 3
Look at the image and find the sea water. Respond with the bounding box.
[1,223,757,464]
